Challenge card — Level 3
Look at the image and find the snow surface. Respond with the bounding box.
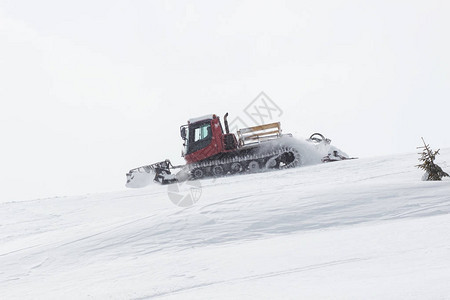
[1,149,450,299]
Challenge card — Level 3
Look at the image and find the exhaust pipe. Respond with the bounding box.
[224,112,230,134]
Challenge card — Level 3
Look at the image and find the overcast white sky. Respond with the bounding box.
[1,0,450,202]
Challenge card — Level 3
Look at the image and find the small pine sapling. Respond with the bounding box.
[416,137,449,181]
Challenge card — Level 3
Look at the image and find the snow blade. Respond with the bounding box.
[126,160,178,188]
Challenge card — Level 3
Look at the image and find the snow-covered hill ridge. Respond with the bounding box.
[1,149,450,299]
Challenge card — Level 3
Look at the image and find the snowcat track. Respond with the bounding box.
[189,147,301,180]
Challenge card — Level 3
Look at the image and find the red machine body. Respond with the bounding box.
[125,112,349,187]
[182,114,238,164]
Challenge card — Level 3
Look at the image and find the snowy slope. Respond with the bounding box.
[1,149,450,299]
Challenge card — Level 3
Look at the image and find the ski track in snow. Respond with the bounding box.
[1,149,450,299]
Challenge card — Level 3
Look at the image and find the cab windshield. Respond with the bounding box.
[186,121,212,154]
[194,124,210,142]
